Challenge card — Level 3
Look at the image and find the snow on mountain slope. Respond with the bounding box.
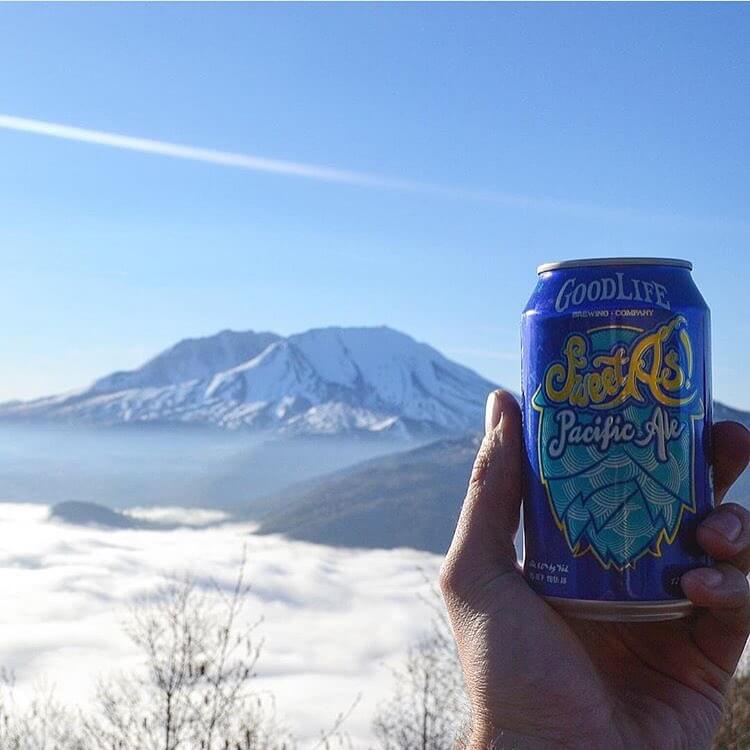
[0,327,497,437]
[289,327,494,430]
[90,329,281,393]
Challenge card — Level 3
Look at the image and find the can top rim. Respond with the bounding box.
[537,257,693,275]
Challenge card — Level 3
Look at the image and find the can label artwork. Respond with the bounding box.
[522,259,713,609]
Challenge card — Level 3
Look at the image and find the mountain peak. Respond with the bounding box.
[89,328,282,394]
[0,326,498,437]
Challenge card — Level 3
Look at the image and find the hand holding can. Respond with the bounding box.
[521,257,712,621]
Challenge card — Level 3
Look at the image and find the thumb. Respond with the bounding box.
[442,389,523,591]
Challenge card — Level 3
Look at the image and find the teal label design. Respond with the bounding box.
[532,317,702,570]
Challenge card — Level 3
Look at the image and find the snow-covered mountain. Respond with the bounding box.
[90,329,281,393]
[0,327,497,437]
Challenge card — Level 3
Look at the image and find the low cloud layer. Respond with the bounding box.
[0,502,442,745]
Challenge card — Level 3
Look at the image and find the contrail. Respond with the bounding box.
[0,114,412,190]
[0,114,570,213]
[0,113,746,231]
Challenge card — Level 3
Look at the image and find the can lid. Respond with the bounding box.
[537,257,693,275]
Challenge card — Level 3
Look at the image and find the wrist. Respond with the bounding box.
[467,723,628,750]
[465,727,572,750]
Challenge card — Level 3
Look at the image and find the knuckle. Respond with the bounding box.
[439,552,467,597]
[725,592,750,633]
[438,557,458,595]
[469,432,498,488]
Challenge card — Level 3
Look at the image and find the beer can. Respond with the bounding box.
[521,258,713,621]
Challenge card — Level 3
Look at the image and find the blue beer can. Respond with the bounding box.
[521,258,713,621]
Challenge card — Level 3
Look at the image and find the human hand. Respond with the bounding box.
[441,390,750,750]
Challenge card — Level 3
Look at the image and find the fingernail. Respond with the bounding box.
[703,511,742,542]
[485,391,501,435]
[700,568,723,588]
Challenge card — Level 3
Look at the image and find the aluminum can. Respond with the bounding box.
[521,258,713,621]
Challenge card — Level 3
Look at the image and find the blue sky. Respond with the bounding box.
[1,4,749,408]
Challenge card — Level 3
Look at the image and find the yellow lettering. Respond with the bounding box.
[542,316,696,410]
[545,336,587,403]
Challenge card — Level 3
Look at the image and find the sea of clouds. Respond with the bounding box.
[0,502,443,746]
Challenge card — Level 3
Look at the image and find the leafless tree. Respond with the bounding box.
[309,697,360,750]
[713,668,750,750]
[372,585,469,750]
[0,671,85,750]
[81,559,294,750]
[2,555,360,750]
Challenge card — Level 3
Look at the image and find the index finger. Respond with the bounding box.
[712,421,750,503]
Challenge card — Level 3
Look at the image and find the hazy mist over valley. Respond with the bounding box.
[0,421,408,511]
